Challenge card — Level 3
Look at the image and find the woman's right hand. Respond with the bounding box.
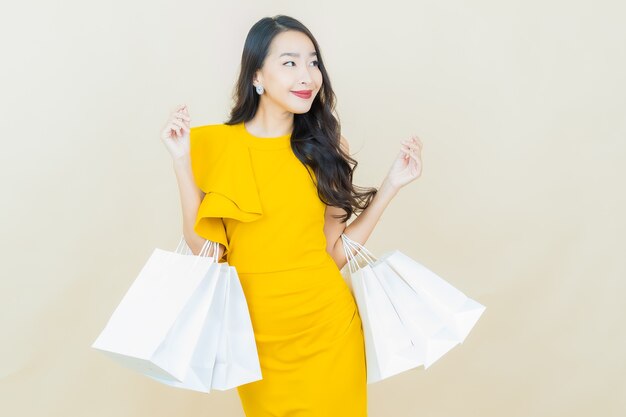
[161,104,191,161]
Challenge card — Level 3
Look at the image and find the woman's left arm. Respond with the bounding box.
[325,134,423,270]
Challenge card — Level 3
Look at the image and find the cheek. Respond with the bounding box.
[265,73,287,89]
[314,71,323,87]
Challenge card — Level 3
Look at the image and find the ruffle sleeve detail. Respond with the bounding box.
[189,125,263,260]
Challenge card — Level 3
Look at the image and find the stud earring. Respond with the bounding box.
[255,84,264,95]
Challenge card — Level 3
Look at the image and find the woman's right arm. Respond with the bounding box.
[173,156,224,258]
[161,104,225,258]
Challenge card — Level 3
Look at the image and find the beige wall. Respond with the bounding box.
[1,1,624,416]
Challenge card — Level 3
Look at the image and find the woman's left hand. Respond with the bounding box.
[385,135,423,191]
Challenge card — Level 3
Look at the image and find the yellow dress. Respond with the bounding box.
[189,122,368,416]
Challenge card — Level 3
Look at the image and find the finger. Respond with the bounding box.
[407,151,420,164]
[168,126,181,138]
[174,112,190,121]
[167,128,180,139]
[401,147,414,160]
[166,122,180,132]
[169,122,185,135]
[407,135,422,146]
[404,141,421,152]
[167,123,185,137]
[402,139,420,149]
[170,118,187,129]
[401,147,419,163]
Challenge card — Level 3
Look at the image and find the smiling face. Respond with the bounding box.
[253,30,323,114]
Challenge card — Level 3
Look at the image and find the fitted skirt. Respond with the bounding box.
[235,258,368,417]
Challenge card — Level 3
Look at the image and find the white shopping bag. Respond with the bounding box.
[381,250,486,346]
[211,265,263,390]
[145,261,230,393]
[372,259,460,369]
[340,234,486,383]
[350,263,425,383]
[91,238,223,385]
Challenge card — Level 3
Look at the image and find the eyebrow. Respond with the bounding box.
[278,52,318,58]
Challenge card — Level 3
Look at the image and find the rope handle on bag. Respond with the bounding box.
[341,234,369,274]
[188,236,220,270]
[340,233,378,274]
[163,236,220,271]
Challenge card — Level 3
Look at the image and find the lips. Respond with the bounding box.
[291,90,312,99]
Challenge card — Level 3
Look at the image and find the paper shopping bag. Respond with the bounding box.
[349,262,425,383]
[91,238,223,384]
[380,250,486,346]
[211,265,263,390]
[340,233,486,383]
[152,259,263,391]
[146,261,230,392]
[371,258,461,369]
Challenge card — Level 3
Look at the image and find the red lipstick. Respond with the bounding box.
[291,90,312,99]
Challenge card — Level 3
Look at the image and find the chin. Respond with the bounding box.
[292,107,313,115]
[282,101,310,113]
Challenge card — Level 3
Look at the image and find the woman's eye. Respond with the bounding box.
[284,61,320,67]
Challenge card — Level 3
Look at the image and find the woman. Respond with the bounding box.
[160,15,422,417]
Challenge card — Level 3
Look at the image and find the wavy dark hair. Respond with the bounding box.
[224,15,377,223]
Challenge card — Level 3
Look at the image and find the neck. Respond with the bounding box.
[246,102,294,137]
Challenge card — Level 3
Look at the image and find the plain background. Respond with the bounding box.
[1,1,624,416]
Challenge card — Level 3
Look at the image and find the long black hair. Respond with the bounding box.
[224,15,377,223]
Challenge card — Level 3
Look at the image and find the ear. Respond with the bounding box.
[253,70,263,86]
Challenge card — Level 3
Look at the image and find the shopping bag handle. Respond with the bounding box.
[340,233,378,273]
[162,236,220,271]
[176,236,217,259]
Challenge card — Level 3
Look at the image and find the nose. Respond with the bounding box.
[298,67,314,86]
